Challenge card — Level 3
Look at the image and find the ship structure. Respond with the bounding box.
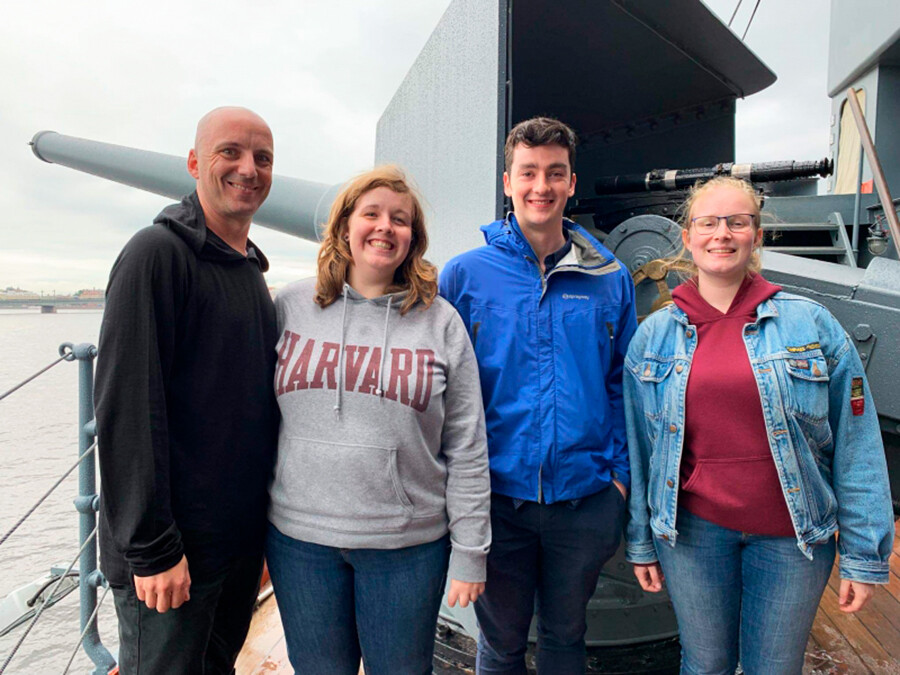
[23,0,900,672]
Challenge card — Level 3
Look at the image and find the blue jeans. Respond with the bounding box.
[655,509,836,675]
[474,485,625,674]
[266,524,450,675]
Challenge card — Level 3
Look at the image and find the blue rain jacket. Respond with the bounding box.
[439,214,637,503]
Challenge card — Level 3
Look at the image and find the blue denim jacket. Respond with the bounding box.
[624,291,895,584]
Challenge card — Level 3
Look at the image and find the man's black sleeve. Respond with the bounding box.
[95,227,187,578]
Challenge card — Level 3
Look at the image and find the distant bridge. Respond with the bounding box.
[0,297,105,312]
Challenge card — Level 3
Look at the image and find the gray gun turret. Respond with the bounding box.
[30,130,339,243]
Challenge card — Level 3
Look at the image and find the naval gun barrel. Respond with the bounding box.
[594,158,834,195]
[30,131,340,243]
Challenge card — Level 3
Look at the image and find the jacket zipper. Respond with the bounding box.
[531,252,609,503]
[529,255,546,502]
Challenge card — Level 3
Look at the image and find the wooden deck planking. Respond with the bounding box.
[815,569,900,673]
[807,607,874,674]
[806,523,900,674]
[826,560,900,638]
[234,590,292,674]
[884,570,900,604]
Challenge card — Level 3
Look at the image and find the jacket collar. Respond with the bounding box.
[667,303,691,326]
[481,212,614,270]
[756,298,780,320]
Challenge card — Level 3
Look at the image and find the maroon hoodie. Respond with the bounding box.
[671,274,794,537]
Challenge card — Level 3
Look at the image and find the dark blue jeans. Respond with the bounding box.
[474,485,625,674]
[111,552,264,675]
[655,509,836,675]
[266,524,450,675]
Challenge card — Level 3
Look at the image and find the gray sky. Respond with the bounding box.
[1,0,829,293]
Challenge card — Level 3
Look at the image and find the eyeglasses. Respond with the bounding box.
[690,214,757,233]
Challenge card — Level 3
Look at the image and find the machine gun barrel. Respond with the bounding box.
[30,131,338,243]
[594,158,834,195]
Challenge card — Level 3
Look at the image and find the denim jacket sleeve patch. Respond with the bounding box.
[823,329,895,583]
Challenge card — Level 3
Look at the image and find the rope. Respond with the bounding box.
[741,0,762,40]
[0,350,71,402]
[60,585,111,675]
[0,442,96,550]
[728,0,743,27]
[0,526,98,674]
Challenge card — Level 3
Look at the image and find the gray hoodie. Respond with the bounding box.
[269,277,491,582]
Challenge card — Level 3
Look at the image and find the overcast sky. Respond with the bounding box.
[1,0,830,293]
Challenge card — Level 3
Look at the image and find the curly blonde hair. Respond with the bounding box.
[665,175,764,279]
[315,165,437,315]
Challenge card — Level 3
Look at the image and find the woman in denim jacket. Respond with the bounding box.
[624,176,894,674]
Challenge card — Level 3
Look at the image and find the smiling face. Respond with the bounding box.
[345,186,414,293]
[683,185,763,286]
[503,143,576,234]
[187,108,274,229]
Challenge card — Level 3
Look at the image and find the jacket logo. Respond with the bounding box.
[786,342,821,353]
[851,376,865,416]
[562,293,590,300]
[274,330,435,412]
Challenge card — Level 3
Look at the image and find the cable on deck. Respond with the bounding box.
[61,585,111,675]
[0,526,98,674]
[0,347,72,402]
[0,442,96,550]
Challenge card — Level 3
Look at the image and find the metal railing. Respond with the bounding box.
[0,342,116,675]
[68,342,116,675]
[846,87,900,253]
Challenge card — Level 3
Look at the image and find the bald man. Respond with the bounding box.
[95,107,280,674]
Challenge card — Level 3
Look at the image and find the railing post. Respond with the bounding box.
[852,146,864,259]
[63,342,116,675]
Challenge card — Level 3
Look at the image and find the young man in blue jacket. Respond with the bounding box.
[440,117,637,674]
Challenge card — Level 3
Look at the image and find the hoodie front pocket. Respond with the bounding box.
[279,437,414,534]
[679,455,790,525]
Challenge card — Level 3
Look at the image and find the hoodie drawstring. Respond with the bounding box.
[375,295,392,397]
[335,286,394,413]
[334,285,350,416]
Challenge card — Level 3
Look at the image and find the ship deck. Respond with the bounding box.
[236,520,900,674]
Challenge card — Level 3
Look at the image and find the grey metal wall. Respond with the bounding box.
[874,65,900,193]
[828,0,900,96]
[375,0,506,270]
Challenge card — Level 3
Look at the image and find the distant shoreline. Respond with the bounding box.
[0,305,105,313]
[0,302,105,310]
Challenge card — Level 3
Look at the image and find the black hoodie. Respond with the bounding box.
[95,192,279,586]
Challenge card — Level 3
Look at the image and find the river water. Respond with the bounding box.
[0,309,120,673]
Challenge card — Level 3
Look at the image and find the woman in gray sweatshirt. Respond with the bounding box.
[266,165,491,674]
